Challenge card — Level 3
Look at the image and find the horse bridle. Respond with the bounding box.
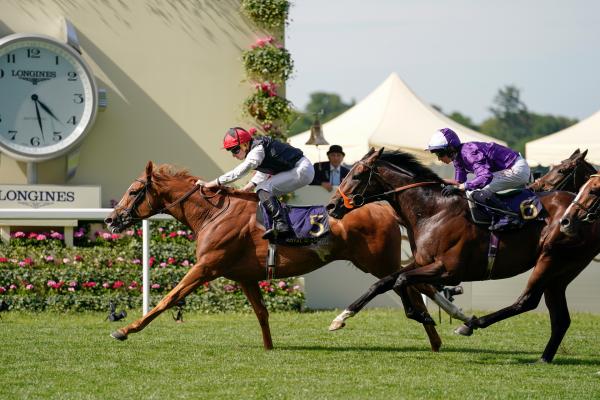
[114,178,206,225]
[569,174,600,223]
[337,160,440,209]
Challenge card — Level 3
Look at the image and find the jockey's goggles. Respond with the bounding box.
[228,145,242,155]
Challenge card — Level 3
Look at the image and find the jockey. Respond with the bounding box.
[427,128,531,229]
[199,127,315,240]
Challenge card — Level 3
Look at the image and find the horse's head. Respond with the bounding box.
[530,149,595,192]
[105,161,162,233]
[560,173,600,237]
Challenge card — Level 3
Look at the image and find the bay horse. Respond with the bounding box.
[326,148,600,362]
[528,149,596,193]
[559,173,600,239]
[104,161,467,351]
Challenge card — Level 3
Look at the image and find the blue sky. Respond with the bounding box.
[286,0,600,123]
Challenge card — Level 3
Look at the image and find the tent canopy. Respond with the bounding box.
[526,110,600,166]
[290,73,505,164]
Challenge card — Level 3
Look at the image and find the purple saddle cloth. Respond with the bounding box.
[471,188,544,231]
[259,204,330,246]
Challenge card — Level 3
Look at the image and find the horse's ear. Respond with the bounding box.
[569,149,580,159]
[376,147,385,158]
[145,161,153,181]
[580,149,588,160]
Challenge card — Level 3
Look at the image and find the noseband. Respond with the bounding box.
[569,174,600,223]
[337,160,440,209]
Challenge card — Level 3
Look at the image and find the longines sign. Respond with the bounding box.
[0,184,101,209]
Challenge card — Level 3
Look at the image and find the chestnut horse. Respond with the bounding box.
[327,148,600,362]
[560,173,600,239]
[105,161,467,351]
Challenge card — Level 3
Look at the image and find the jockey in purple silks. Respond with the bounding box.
[427,127,531,230]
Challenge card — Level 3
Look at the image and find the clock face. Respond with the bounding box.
[0,34,98,161]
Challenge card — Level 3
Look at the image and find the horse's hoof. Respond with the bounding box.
[454,324,473,336]
[328,320,346,331]
[110,330,128,341]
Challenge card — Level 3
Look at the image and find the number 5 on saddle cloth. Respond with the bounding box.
[257,203,330,279]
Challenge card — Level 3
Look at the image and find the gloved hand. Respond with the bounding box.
[441,184,462,197]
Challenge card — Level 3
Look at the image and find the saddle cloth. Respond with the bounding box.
[257,203,330,246]
[467,188,545,231]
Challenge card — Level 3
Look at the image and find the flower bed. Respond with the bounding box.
[0,221,304,312]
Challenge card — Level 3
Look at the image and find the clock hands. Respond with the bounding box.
[35,97,61,123]
[31,94,46,143]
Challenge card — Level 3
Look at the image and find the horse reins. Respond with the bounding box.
[569,174,600,222]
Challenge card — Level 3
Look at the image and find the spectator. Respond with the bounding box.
[310,145,350,192]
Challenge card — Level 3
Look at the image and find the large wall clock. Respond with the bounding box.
[0,33,99,162]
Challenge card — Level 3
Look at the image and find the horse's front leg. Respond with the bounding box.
[111,262,211,341]
[239,280,273,350]
[393,260,445,325]
[329,271,402,331]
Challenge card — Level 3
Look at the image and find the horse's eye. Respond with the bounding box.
[557,169,566,174]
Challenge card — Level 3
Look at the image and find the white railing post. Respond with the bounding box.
[142,219,150,316]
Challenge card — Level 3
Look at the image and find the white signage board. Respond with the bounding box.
[0,184,100,209]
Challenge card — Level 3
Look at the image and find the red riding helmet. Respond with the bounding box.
[222,127,257,149]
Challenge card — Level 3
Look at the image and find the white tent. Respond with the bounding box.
[289,73,505,164]
[526,110,600,166]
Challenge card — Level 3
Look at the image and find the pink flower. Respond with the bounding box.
[177,230,186,236]
[102,282,110,289]
[125,229,135,236]
[50,231,63,240]
[112,281,124,289]
[293,285,301,291]
[23,258,33,265]
[149,257,155,267]
[47,280,57,287]
[0,257,7,263]
[83,282,97,288]
[132,259,141,265]
[181,260,190,267]
[167,257,176,265]
[28,232,38,239]
[0,287,6,293]
[128,281,138,289]
[168,232,177,238]
[68,287,75,292]
[277,281,287,289]
[18,261,27,267]
[25,284,34,290]
[111,233,120,240]
[74,255,83,262]
[62,258,70,264]
[74,229,85,238]
[158,227,164,232]
[36,234,47,241]
[101,232,112,240]
[159,262,167,268]
[14,231,25,238]
[116,256,125,262]
[9,284,17,290]
[223,284,236,293]
[69,281,78,288]
[151,283,160,289]
[45,255,54,262]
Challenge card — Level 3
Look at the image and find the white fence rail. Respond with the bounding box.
[0,208,172,315]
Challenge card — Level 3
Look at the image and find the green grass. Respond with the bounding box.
[0,309,599,399]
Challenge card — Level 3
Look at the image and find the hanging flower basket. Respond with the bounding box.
[242,37,293,83]
[241,0,290,30]
[244,82,292,127]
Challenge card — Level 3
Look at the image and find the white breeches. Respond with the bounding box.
[255,156,315,196]
[482,156,531,193]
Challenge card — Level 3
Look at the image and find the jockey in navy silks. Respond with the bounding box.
[427,128,531,230]
[198,127,315,240]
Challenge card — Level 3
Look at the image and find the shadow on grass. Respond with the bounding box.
[276,344,540,356]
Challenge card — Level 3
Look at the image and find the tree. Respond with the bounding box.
[288,92,354,136]
[486,85,531,147]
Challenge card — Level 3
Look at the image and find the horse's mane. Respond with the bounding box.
[378,151,444,183]
[152,163,258,201]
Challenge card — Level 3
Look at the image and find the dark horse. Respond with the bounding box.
[104,161,469,351]
[528,149,596,193]
[559,173,600,239]
[327,148,600,362]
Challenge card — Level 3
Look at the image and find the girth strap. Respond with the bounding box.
[486,232,499,279]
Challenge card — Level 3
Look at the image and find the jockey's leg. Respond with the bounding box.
[258,189,292,240]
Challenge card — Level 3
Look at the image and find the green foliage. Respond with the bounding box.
[0,220,304,312]
[244,86,293,136]
[288,92,355,136]
[447,111,480,131]
[240,0,290,30]
[242,39,293,83]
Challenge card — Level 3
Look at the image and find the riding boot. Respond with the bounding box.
[484,192,521,231]
[259,193,292,240]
